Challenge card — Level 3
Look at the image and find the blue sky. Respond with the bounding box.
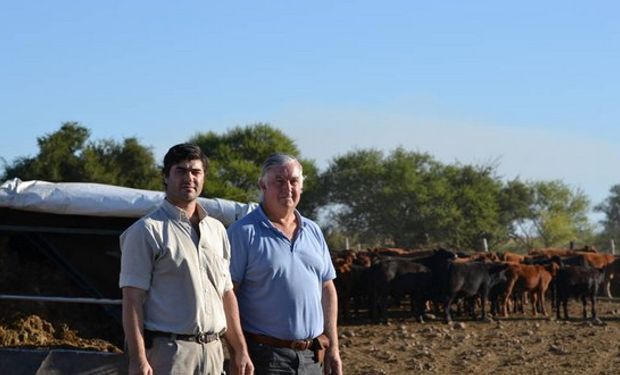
[1,1,619,219]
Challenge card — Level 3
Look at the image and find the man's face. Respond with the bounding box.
[260,162,303,210]
[164,159,205,206]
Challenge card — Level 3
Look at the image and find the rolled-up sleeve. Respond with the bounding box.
[119,221,156,290]
[220,225,234,293]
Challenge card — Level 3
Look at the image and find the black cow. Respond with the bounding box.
[443,262,509,323]
[366,248,457,323]
[488,264,510,317]
[334,262,369,322]
[367,259,432,323]
[555,265,605,321]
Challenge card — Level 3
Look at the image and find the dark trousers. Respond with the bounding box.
[246,335,322,375]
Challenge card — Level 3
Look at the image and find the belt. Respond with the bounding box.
[145,330,220,344]
[245,332,315,351]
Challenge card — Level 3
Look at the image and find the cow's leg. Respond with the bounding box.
[369,286,383,323]
[581,294,588,320]
[539,289,548,317]
[502,278,517,318]
[352,295,360,320]
[513,291,525,314]
[342,291,351,322]
[550,279,556,313]
[380,290,389,323]
[563,298,569,320]
[502,294,510,317]
[415,296,426,323]
[480,291,488,321]
[467,297,477,319]
[582,295,588,320]
[444,295,455,323]
[591,293,598,320]
[530,292,538,317]
[490,292,498,317]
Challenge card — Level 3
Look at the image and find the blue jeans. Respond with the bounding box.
[246,336,322,375]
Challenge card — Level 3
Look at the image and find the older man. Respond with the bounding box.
[227,153,342,375]
[120,143,253,375]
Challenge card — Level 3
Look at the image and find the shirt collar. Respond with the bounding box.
[162,198,208,222]
[256,204,305,230]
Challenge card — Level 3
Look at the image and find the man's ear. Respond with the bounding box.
[258,180,266,191]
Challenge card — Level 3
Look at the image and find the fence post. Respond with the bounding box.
[611,239,616,255]
[482,238,488,252]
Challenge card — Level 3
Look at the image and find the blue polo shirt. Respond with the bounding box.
[227,205,336,340]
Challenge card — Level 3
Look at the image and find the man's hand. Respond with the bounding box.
[323,346,342,375]
[128,357,152,375]
[229,349,254,375]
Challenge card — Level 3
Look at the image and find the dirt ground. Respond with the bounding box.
[3,300,620,375]
[3,237,620,374]
[337,303,620,375]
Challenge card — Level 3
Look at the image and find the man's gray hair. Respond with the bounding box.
[259,153,304,185]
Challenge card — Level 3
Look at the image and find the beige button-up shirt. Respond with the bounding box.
[119,199,233,335]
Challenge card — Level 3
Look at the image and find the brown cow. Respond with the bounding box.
[500,252,526,263]
[528,248,578,258]
[371,247,414,257]
[502,262,559,317]
[528,246,597,258]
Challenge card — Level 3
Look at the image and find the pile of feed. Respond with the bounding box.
[0,237,123,352]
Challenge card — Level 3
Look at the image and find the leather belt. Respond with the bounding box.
[245,332,314,351]
[145,330,220,344]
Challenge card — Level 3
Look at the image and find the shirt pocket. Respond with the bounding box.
[208,253,230,297]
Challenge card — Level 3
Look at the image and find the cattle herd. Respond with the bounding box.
[332,246,619,325]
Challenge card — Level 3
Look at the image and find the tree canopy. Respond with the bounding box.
[595,184,620,247]
[2,122,161,190]
[319,148,514,249]
[509,180,593,249]
[2,122,603,251]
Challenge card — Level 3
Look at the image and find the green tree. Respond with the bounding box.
[320,148,506,249]
[319,149,387,246]
[2,122,161,190]
[497,179,536,250]
[516,180,593,248]
[318,147,589,251]
[378,148,449,247]
[190,123,320,217]
[595,184,620,246]
[4,122,89,181]
[82,137,162,190]
[441,164,505,250]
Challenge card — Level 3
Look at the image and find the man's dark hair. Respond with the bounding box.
[162,143,209,177]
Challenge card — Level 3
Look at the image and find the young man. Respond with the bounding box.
[228,153,342,375]
[120,143,253,375]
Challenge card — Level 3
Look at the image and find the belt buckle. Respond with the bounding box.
[196,332,208,344]
[291,339,310,350]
